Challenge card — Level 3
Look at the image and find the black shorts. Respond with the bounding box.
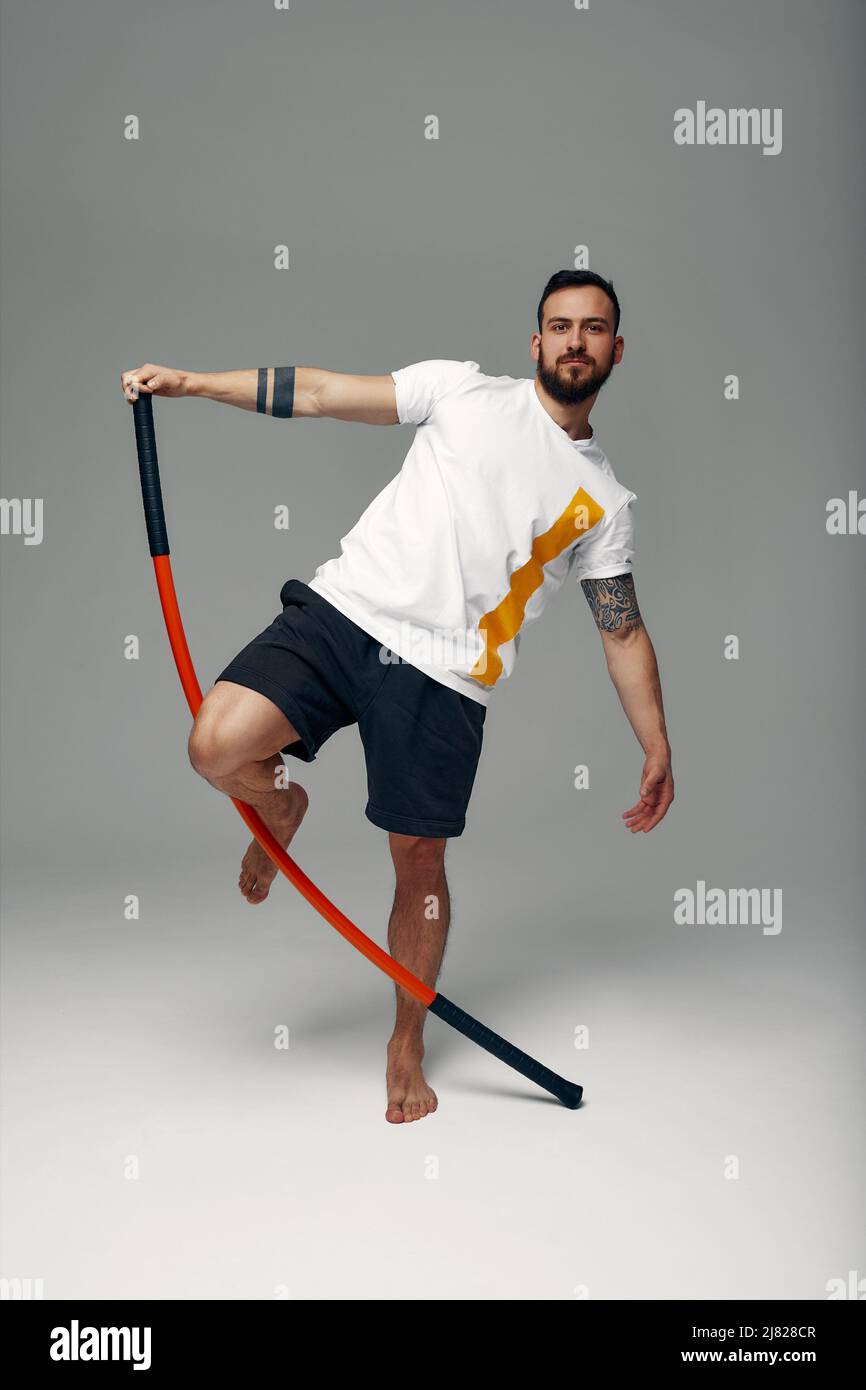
[212,579,487,838]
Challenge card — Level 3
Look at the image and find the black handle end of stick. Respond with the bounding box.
[429,992,583,1109]
[554,1080,584,1109]
[132,392,170,557]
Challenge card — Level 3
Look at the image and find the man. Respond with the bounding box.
[120,269,674,1125]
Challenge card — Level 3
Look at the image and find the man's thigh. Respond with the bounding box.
[360,662,487,839]
[207,581,364,764]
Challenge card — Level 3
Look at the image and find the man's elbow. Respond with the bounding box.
[601,614,646,643]
[599,620,649,663]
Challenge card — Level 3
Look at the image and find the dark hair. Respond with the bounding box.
[536,269,621,336]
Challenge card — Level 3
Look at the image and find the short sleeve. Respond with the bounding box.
[573,494,637,582]
[390,359,480,425]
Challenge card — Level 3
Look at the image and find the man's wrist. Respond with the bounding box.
[182,370,203,398]
[644,738,671,761]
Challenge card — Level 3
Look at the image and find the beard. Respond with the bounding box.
[536,342,615,405]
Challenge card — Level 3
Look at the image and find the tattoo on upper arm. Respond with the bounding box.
[256,367,295,417]
[581,574,643,634]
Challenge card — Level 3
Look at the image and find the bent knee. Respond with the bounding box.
[188,716,241,780]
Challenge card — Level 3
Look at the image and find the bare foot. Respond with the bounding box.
[385,1038,438,1123]
[238,783,309,904]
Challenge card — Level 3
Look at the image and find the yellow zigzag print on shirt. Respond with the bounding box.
[469,486,605,687]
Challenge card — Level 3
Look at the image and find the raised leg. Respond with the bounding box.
[188,680,309,903]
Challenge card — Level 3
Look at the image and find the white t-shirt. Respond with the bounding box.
[307,359,637,706]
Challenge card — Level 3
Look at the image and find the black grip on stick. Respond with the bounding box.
[429,992,583,1109]
[132,392,169,556]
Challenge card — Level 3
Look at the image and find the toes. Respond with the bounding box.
[386,1066,437,1123]
[239,861,274,903]
[414,1091,437,1119]
[240,873,265,903]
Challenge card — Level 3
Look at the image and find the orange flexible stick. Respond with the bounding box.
[153,552,434,1006]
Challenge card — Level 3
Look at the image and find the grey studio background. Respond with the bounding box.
[1,0,863,1301]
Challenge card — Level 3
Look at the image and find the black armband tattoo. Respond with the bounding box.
[581,574,643,635]
[256,367,295,418]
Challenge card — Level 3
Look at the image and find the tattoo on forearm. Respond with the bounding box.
[581,574,644,634]
[256,367,295,417]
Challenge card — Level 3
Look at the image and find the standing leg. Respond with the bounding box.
[385,832,449,1124]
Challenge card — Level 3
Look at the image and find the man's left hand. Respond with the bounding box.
[622,752,674,833]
